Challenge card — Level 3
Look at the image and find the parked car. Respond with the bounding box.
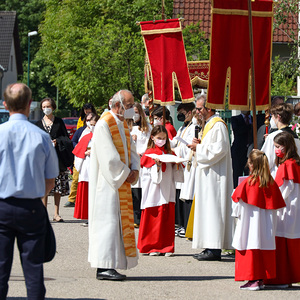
[0,108,9,124]
[62,117,79,140]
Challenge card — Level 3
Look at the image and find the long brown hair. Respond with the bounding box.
[134,102,150,133]
[248,149,274,188]
[274,131,300,166]
[147,125,172,154]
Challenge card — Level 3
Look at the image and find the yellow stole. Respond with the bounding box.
[185,117,227,239]
[101,111,137,257]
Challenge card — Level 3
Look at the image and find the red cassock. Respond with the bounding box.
[207,0,273,110]
[72,133,93,220]
[140,19,194,105]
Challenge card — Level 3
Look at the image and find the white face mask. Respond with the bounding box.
[153,118,162,126]
[192,117,198,126]
[86,121,91,128]
[43,108,52,116]
[270,118,277,129]
[133,113,140,123]
[123,107,135,119]
[117,92,135,119]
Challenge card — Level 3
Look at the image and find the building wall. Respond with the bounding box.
[1,39,18,99]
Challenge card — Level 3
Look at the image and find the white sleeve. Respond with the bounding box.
[232,200,242,218]
[150,164,162,184]
[279,179,294,200]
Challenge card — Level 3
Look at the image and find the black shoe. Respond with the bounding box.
[96,269,126,281]
[64,201,75,207]
[194,249,221,261]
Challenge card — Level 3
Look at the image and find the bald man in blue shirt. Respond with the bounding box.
[0,83,59,300]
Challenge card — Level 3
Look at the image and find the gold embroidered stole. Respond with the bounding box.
[101,111,136,257]
[185,116,227,239]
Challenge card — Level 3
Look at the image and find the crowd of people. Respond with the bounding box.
[0,84,300,299]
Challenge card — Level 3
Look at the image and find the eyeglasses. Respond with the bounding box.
[196,107,204,112]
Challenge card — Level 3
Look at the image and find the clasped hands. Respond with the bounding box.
[126,170,139,184]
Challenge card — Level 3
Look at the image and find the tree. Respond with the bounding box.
[182,22,210,61]
[272,0,300,96]
[38,0,174,108]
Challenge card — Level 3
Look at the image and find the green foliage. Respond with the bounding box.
[38,0,174,108]
[272,0,300,96]
[182,22,210,61]
[271,55,298,97]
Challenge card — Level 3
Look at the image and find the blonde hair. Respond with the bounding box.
[248,149,274,188]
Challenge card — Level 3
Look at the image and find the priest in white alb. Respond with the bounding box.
[88,90,140,281]
[188,96,234,261]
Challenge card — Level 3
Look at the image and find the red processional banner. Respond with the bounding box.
[140,19,195,105]
[207,0,273,110]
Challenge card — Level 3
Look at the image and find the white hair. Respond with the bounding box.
[141,93,149,104]
[111,89,132,108]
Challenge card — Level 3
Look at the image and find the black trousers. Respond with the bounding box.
[131,188,142,225]
[0,197,47,300]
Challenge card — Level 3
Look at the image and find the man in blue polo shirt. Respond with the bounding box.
[0,83,59,300]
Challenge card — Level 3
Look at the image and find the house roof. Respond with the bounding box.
[0,11,23,74]
[173,0,297,44]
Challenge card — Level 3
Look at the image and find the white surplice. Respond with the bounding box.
[232,200,277,250]
[88,111,140,270]
[130,124,152,189]
[261,130,300,178]
[173,124,197,201]
[141,162,184,210]
[172,123,195,191]
[192,115,234,250]
[74,139,91,182]
[276,180,300,239]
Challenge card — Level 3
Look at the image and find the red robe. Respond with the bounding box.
[73,133,93,220]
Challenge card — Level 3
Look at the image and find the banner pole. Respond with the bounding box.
[162,0,166,126]
[248,0,258,149]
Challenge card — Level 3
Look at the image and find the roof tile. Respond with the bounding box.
[173,0,296,43]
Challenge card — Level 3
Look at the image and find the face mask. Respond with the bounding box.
[177,113,186,122]
[154,118,162,126]
[154,139,166,148]
[86,121,91,128]
[270,118,277,129]
[90,125,95,133]
[43,108,52,116]
[133,113,140,123]
[275,147,285,158]
[144,107,150,116]
[192,117,198,126]
[123,107,135,119]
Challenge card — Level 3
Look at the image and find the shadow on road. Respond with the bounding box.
[127,275,234,281]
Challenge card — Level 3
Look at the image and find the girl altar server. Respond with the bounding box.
[137,125,184,256]
[264,131,300,287]
[73,114,99,220]
[231,149,285,291]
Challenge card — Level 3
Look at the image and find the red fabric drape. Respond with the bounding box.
[140,19,194,105]
[207,0,273,110]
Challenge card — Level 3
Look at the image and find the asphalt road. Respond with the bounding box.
[7,195,300,300]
